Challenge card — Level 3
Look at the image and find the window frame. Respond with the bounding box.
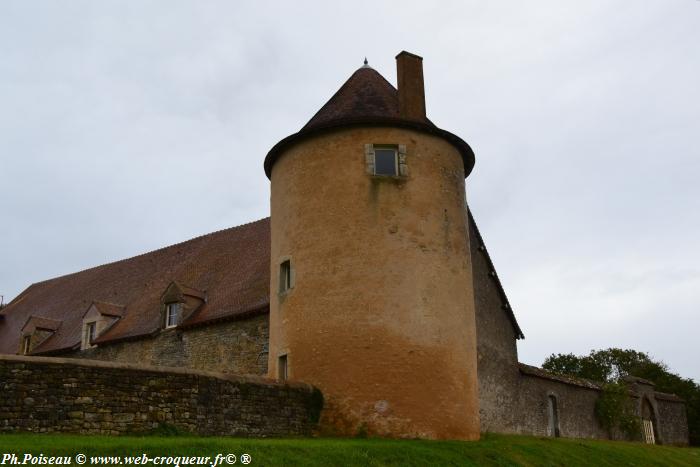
[165,302,181,329]
[279,259,293,294]
[365,143,407,177]
[22,335,31,355]
[85,321,97,347]
[278,354,288,381]
[373,146,399,176]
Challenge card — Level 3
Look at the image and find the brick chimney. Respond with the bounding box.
[396,51,426,121]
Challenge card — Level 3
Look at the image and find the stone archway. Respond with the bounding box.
[641,397,658,444]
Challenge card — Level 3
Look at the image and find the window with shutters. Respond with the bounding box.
[365,144,407,177]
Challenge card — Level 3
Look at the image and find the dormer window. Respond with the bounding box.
[165,303,181,328]
[81,301,124,350]
[19,315,61,355]
[160,282,205,330]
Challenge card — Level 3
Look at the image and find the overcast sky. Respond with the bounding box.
[1,1,698,381]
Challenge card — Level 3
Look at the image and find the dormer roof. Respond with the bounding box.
[88,301,126,318]
[21,316,62,333]
[161,282,206,303]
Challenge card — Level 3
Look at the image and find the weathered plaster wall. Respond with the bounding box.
[0,355,320,436]
[269,127,480,440]
[67,315,268,376]
[470,218,521,433]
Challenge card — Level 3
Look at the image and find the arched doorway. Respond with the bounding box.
[547,395,561,437]
[641,398,658,444]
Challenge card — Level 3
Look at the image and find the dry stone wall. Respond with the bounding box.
[0,355,321,436]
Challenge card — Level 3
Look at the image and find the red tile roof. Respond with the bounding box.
[0,218,270,355]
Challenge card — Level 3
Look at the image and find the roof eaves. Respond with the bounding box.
[92,327,161,346]
[32,341,81,356]
[179,303,269,330]
[264,117,474,179]
[468,208,524,339]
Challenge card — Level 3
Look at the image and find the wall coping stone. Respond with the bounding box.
[0,354,313,392]
[519,363,601,390]
[653,391,685,403]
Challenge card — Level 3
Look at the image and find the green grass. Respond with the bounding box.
[0,433,698,466]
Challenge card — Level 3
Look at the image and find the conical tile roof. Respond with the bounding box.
[264,64,474,178]
[303,67,404,130]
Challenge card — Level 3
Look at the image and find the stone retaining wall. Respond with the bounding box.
[0,355,321,436]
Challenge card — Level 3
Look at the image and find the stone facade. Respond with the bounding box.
[269,126,480,440]
[65,314,269,376]
[471,217,521,433]
[0,51,690,444]
[0,355,320,436]
[472,219,689,445]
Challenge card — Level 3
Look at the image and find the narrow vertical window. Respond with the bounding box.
[278,354,288,381]
[22,335,31,355]
[165,303,180,328]
[279,260,292,293]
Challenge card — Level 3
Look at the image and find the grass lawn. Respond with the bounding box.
[0,432,698,466]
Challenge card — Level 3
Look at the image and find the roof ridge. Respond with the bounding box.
[27,217,271,289]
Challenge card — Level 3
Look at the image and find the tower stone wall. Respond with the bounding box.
[268,126,480,440]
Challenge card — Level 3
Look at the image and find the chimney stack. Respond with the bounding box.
[396,51,426,121]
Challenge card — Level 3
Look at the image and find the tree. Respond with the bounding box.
[543,348,699,446]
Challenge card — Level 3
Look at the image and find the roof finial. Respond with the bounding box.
[364,57,368,65]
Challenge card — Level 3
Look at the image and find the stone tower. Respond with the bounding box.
[264,51,480,440]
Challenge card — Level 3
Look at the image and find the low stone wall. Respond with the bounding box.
[516,368,608,440]
[515,365,689,445]
[0,355,321,436]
